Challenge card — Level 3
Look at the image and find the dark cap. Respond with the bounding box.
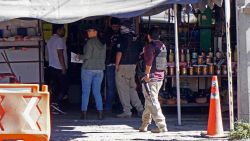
[111,17,121,25]
[85,24,99,31]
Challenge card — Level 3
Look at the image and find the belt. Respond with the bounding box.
[107,64,115,66]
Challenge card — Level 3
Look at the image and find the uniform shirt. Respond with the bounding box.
[47,34,68,70]
[119,33,142,65]
[144,40,165,81]
[106,32,124,64]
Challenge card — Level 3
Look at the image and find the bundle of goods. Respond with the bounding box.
[0,27,41,42]
[195,89,208,104]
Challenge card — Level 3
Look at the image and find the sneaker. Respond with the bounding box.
[151,127,168,133]
[116,112,131,118]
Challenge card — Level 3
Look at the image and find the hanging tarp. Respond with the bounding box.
[0,0,222,24]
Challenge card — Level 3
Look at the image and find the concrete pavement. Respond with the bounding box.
[50,111,230,141]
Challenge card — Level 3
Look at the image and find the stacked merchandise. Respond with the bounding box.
[159,47,237,106]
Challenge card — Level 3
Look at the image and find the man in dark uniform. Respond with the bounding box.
[111,18,144,118]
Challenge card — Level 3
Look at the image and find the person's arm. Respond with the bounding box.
[79,41,93,61]
[57,49,67,75]
[56,38,67,74]
[143,45,154,82]
[115,52,122,71]
[103,44,107,62]
[115,35,127,71]
[143,65,152,82]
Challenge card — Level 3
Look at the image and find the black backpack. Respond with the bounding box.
[135,53,145,81]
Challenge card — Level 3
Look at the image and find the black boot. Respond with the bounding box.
[97,110,104,120]
[80,111,87,120]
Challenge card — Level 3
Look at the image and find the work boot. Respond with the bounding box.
[116,112,131,118]
[139,123,149,132]
[97,110,104,120]
[151,127,168,133]
[80,111,87,120]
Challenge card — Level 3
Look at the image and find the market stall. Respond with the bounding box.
[0,0,233,128]
[0,19,43,84]
[140,1,234,128]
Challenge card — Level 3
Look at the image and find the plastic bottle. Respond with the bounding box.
[216,48,222,60]
[186,49,190,63]
[201,48,206,58]
[180,49,185,62]
[192,48,197,59]
[234,47,237,62]
[169,49,174,63]
[208,48,213,58]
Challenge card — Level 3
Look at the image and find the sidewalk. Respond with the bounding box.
[50,111,230,141]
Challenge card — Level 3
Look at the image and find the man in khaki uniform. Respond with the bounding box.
[113,18,144,118]
[139,27,168,133]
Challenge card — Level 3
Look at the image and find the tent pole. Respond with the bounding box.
[148,16,151,30]
[225,0,234,130]
[174,4,181,125]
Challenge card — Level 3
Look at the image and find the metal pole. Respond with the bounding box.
[225,0,234,130]
[174,4,181,125]
[38,20,42,87]
[235,0,240,121]
[148,16,151,30]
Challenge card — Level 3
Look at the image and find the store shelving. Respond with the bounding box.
[0,40,41,47]
[0,19,43,84]
[165,75,237,78]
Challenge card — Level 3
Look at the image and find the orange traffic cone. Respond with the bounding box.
[201,75,226,138]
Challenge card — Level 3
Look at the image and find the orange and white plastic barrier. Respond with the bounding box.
[0,84,50,141]
[201,75,225,138]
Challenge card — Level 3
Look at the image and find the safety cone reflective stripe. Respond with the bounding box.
[201,75,225,138]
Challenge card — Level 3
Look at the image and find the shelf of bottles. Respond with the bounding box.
[165,47,237,78]
[159,48,237,107]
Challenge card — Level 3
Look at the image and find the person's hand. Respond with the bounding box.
[142,74,150,82]
[115,65,120,72]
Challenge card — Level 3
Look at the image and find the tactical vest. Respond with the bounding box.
[153,42,167,71]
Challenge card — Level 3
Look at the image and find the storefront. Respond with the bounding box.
[0,0,234,126]
[141,3,237,112]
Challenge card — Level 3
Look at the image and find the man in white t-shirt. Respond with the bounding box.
[47,24,68,113]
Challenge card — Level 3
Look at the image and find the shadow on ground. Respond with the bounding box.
[50,105,230,141]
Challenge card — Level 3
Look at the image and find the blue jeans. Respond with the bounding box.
[81,69,104,111]
[104,65,116,111]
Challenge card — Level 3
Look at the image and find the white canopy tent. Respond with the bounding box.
[0,0,222,24]
[0,0,233,129]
